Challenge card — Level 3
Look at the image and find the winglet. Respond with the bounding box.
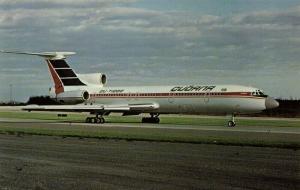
[0,50,76,60]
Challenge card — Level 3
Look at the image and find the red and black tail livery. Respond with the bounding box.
[46,59,86,94]
[0,51,86,94]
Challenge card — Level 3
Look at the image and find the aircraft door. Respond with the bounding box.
[204,92,210,103]
[168,92,174,103]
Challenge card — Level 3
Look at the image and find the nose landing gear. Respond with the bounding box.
[227,114,236,127]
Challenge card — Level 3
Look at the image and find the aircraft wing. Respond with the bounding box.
[22,103,159,114]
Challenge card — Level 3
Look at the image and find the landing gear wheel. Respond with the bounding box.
[228,121,236,127]
[94,118,100,123]
[227,113,237,127]
[85,115,105,124]
[142,114,160,124]
[85,117,92,123]
[100,117,105,124]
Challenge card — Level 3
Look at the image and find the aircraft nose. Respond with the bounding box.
[265,97,279,109]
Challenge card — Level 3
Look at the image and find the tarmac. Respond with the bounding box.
[0,134,299,190]
[0,117,299,189]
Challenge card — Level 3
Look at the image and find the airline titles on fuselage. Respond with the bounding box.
[170,85,216,92]
[97,85,216,94]
[99,89,125,93]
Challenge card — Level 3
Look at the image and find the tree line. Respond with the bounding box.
[250,99,300,118]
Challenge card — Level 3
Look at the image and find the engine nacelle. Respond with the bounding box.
[77,73,107,86]
[51,90,90,104]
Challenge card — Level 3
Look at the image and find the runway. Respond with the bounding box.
[0,117,299,189]
[72,122,300,134]
[0,134,299,190]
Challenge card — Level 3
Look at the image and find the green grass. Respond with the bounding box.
[0,111,299,149]
[0,124,299,149]
[1,111,300,127]
[0,111,85,122]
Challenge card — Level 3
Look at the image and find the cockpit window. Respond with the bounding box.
[252,90,267,97]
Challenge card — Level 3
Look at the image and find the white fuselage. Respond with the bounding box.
[64,84,267,115]
[2,51,278,125]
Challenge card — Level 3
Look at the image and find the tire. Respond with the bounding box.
[100,118,105,124]
[228,121,236,127]
[142,117,159,123]
[85,117,92,123]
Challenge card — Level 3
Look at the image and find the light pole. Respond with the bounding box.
[9,84,13,104]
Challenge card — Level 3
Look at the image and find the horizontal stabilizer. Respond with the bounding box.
[0,50,75,60]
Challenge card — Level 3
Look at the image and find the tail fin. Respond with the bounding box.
[46,59,86,94]
[0,51,86,94]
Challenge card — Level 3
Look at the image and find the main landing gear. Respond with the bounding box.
[85,114,105,124]
[142,113,160,124]
[227,114,236,127]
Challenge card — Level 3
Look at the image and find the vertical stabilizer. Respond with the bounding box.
[46,59,86,94]
[0,51,86,94]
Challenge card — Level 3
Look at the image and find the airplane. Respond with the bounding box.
[0,50,279,127]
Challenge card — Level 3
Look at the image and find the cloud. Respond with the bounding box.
[0,0,138,9]
[0,2,210,39]
[231,6,300,26]
[1,1,300,101]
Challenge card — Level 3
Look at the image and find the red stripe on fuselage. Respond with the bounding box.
[89,92,263,99]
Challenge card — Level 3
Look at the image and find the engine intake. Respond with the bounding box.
[52,90,89,104]
[77,73,107,86]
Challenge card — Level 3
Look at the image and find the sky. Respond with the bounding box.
[1,0,300,102]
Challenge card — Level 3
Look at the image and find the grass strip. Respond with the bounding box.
[1,111,300,127]
[0,125,299,150]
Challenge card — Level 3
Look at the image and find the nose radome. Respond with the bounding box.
[265,97,279,109]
